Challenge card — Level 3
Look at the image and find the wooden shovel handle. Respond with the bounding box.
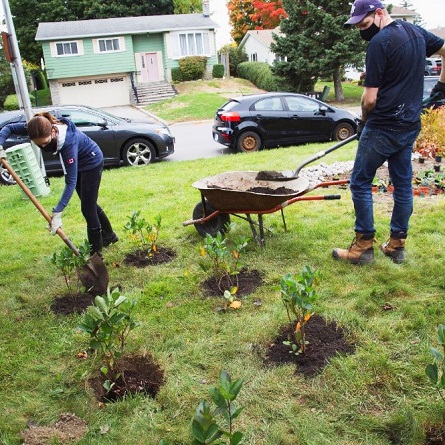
[1,157,80,255]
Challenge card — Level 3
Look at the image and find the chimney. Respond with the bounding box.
[203,0,210,17]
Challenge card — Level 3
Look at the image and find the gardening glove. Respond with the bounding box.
[356,120,365,140]
[48,211,62,235]
[430,80,445,100]
[0,145,6,159]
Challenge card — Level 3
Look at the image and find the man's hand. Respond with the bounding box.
[49,212,62,235]
[356,120,365,140]
[0,145,6,159]
[431,80,445,100]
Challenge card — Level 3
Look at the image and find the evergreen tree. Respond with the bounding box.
[271,0,366,99]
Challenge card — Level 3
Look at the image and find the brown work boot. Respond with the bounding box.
[379,232,407,264]
[332,232,375,264]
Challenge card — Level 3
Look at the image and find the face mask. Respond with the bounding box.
[38,137,58,154]
[360,22,380,41]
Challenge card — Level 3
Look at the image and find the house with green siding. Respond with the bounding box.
[35,12,219,108]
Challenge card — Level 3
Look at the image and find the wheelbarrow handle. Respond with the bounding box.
[1,158,80,255]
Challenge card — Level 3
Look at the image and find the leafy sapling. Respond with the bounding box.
[124,211,162,253]
[77,287,139,392]
[50,239,90,293]
[280,266,321,355]
[199,223,250,294]
[191,370,245,445]
[425,324,445,402]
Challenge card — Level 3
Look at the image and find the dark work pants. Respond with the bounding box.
[75,163,103,230]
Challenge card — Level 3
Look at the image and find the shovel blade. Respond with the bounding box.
[78,253,109,295]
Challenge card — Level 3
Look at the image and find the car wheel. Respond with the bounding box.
[0,165,16,186]
[122,139,156,166]
[236,131,262,153]
[192,201,230,237]
[333,122,354,141]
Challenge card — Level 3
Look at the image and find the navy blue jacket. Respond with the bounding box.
[0,118,103,212]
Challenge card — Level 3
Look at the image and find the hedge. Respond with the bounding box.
[236,61,279,91]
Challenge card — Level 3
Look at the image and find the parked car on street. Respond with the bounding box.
[0,105,175,185]
[424,58,441,76]
[212,92,359,153]
[423,76,445,110]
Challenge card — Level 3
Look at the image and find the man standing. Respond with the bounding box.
[333,0,445,264]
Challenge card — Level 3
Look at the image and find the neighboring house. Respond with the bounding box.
[35,13,219,108]
[390,5,418,23]
[238,28,283,66]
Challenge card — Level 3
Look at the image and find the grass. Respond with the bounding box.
[2,137,445,444]
[146,78,363,124]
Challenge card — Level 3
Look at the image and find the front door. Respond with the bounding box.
[141,52,160,82]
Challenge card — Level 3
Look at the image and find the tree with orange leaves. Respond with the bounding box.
[227,0,256,44]
[251,0,287,29]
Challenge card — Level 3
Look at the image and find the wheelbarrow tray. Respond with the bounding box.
[192,171,310,212]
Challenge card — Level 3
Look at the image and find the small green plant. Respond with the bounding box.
[280,266,321,355]
[50,239,90,293]
[124,211,162,253]
[426,324,445,402]
[77,288,139,391]
[199,223,249,294]
[191,370,244,445]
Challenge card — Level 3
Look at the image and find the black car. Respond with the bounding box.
[212,92,359,153]
[0,105,175,185]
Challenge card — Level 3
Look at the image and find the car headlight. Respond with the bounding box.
[155,127,172,137]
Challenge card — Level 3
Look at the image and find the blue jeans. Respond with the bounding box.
[350,126,420,235]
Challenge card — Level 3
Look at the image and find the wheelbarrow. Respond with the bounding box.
[183,171,349,245]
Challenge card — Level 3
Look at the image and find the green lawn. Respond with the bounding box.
[1,139,445,444]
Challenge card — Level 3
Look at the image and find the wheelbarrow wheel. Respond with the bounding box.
[192,201,230,237]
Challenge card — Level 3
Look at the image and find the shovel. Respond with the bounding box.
[1,157,109,295]
[256,134,358,181]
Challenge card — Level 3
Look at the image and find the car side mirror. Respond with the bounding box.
[98,119,108,127]
[317,105,328,116]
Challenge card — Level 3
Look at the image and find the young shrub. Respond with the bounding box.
[280,266,321,355]
[212,64,225,78]
[171,67,184,83]
[50,240,90,293]
[77,288,139,392]
[124,211,162,253]
[198,223,249,294]
[426,324,445,401]
[191,370,244,445]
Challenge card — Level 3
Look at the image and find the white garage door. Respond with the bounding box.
[58,75,130,107]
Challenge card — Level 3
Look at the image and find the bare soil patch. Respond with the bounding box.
[88,353,165,403]
[265,315,355,377]
[123,246,176,268]
[200,268,264,297]
[21,412,87,445]
[50,292,95,315]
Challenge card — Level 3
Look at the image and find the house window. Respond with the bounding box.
[177,32,210,57]
[56,42,78,56]
[251,53,258,62]
[98,38,120,52]
[93,37,125,53]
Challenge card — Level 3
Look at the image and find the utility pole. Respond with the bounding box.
[1,0,48,181]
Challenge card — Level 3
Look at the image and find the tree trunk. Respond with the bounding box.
[333,68,344,102]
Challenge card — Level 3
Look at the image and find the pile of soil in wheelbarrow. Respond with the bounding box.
[247,186,298,195]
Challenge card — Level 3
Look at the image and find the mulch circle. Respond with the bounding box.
[265,314,355,377]
[123,246,176,268]
[88,353,165,403]
[50,292,95,316]
[200,268,264,297]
